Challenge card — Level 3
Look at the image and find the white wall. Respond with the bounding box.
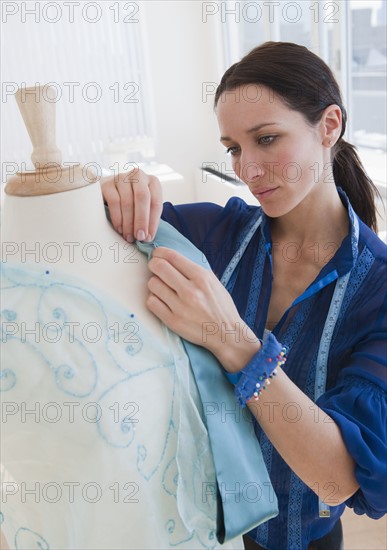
[1,1,228,203]
[142,1,227,200]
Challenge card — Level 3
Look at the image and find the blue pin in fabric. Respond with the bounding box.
[136,220,278,543]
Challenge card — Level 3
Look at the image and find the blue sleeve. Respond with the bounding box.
[161,201,224,253]
[316,293,387,519]
[318,375,386,518]
[162,198,262,274]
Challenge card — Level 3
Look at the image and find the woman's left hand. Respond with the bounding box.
[147,247,261,372]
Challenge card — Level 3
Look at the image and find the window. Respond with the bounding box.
[349,0,386,186]
[1,1,155,173]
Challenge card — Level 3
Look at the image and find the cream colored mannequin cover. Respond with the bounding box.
[0,85,242,550]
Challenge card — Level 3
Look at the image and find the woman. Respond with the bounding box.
[102,42,386,549]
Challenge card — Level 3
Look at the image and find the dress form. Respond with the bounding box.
[0,87,242,549]
[1,85,163,335]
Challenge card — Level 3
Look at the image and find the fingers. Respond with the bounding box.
[147,292,175,328]
[130,169,151,242]
[148,248,212,319]
[101,176,123,234]
[151,247,205,281]
[148,254,188,296]
[148,177,164,242]
[148,274,179,310]
[100,168,163,242]
[117,171,136,242]
[146,269,200,338]
[147,273,184,332]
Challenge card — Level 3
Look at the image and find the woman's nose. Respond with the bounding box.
[238,153,265,183]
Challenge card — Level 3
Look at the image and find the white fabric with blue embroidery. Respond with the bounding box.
[0,263,242,550]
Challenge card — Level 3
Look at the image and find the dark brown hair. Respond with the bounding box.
[215,41,381,232]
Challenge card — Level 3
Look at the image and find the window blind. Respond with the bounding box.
[1,1,154,172]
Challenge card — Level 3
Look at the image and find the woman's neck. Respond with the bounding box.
[271,182,349,248]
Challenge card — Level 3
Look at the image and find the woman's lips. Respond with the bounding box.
[253,187,279,200]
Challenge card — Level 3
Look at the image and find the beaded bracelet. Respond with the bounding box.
[232,332,287,408]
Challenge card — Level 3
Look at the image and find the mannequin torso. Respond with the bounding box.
[1,182,164,337]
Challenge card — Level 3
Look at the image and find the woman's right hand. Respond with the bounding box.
[100,167,163,242]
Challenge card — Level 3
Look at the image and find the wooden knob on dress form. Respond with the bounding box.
[15,85,62,168]
[5,84,98,196]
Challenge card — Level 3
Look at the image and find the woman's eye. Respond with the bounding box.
[225,146,240,156]
[259,136,276,146]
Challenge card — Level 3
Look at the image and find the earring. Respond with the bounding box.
[329,140,333,146]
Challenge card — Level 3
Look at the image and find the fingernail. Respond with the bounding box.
[136,230,145,241]
[118,226,122,234]
[126,234,134,243]
[144,233,153,242]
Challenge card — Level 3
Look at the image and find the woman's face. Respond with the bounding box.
[216,85,327,218]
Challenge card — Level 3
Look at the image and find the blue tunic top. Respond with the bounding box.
[161,189,387,550]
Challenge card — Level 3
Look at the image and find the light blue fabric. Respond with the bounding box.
[136,220,279,543]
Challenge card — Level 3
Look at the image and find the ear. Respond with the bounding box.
[319,104,342,148]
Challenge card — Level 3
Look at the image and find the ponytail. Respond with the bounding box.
[333,139,382,232]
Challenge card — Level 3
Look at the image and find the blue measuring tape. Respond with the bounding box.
[314,271,351,517]
[220,214,262,287]
[314,213,359,517]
